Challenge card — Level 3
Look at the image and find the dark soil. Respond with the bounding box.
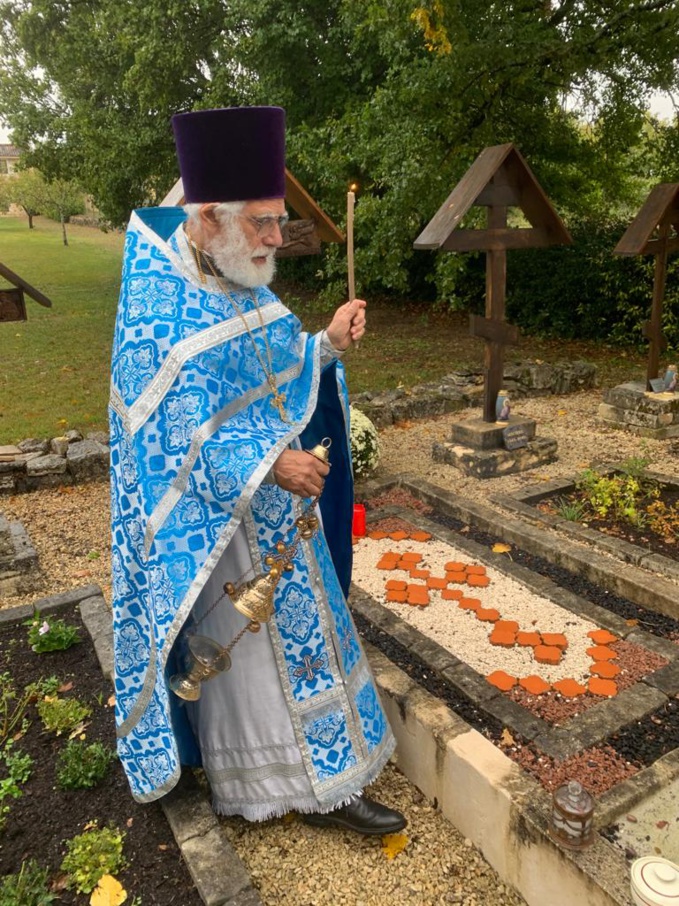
[0,609,202,905]
[538,482,679,561]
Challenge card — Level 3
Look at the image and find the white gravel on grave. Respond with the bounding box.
[352,535,602,684]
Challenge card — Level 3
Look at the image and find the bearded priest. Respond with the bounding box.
[108,105,406,836]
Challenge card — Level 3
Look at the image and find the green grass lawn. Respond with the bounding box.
[0,215,124,444]
[0,213,648,445]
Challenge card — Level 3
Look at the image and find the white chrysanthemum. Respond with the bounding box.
[349,406,380,479]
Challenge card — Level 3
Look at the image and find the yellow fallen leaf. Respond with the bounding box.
[500,728,515,747]
[107,694,116,708]
[90,874,127,906]
[381,831,408,860]
[557,409,567,416]
[626,618,639,626]
[492,543,511,554]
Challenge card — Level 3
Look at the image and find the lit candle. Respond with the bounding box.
[347,185,356,301]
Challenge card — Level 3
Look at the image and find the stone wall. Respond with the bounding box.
[351,361,597,428]
[0,429,109,495]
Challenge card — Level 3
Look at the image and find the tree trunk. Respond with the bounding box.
[61,212,68,246]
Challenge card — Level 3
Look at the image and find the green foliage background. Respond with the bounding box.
[1,0,679,342]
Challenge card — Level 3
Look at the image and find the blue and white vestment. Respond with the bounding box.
[109,207,395,813]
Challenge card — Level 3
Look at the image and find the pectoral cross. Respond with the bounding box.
[268,374,288,422]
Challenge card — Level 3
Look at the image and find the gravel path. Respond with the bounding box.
[1,388,672,904]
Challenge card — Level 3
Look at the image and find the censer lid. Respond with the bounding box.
[631,857,679,906]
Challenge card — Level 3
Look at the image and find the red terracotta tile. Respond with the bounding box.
[389,530,409,541]
[588,677,618,697]
[409,531,432,542]
[386,590,407,603]
[486,670,517,692]
[517,631,541,647]
[407,586,430,606]
[489,629,516,647]
[400,552,422,563]
[553,678,587,697]
[444,561,466,572]
[588,629,619,645]
[519,675,551,695]
[466,564,486,576]
[377,560,399,570]
[397,559,415,570]
[476,607,500,623]
[385,579,408,591]
[495,620,519,634]
[458,597,481,611]
[541,633,568,650]
[409,568,431,579]
[368,530,389,540]
[426,576,448,589]
[534,645,562,665]
[442,588,463,601]
[589,661,621,678]
[587,645,617,661]
[467,574,490,588]
[446,570,468,584]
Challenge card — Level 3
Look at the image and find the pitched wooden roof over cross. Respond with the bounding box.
[0,260,53,322]
[614,183,679,390]
[414,143,572,422]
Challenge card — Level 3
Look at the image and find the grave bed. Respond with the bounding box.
[350,476,679,905]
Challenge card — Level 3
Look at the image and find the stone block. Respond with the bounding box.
[66,439,110,481]
[449,416,536,451]
[17,437,50,454]
[26,453,68,476]
[180,826,251,906]
[86,430,110,446]
[161,773,219,845]
[432,437,558,479]
[50,437,69,456]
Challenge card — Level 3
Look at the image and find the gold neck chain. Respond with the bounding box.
[195,245,289,423]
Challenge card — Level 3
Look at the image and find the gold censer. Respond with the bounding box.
[170,438,331,700]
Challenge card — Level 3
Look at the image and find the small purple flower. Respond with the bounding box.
[38,621,50,636]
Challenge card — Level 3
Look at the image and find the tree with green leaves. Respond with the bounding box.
[43,178,85,245]
[1,0,678,306]
[2,168,47,228]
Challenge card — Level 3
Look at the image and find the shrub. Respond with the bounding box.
[61,823,126,894]
[0,860,55,906]
[56,740,117,790]
[36,695,91,736]
[349,406,381,479]
[0,740,33,832]
[24,611,80,653]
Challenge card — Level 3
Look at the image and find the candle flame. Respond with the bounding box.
[349,182,358,192]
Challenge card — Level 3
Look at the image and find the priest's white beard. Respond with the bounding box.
[208,214,277,288]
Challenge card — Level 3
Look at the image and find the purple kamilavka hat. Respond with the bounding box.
[171,106,286,203]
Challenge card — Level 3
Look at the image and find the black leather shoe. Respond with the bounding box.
[302,795,407,835]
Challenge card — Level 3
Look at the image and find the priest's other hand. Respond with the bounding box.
[273,449,329,498]
[326,299,366,351]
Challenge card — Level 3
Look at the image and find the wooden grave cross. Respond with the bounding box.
[614,183,679,391]
[0,260,53,322]
[414,143,571,422]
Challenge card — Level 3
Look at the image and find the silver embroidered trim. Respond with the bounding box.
[116,631,157,739]
[130,762,182,804]
[143,361,302,557]
[206,760,307,785]
[125,301,287,436]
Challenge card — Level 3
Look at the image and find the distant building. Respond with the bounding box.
[0,144,20,175]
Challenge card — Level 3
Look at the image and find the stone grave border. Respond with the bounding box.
[351,503,679,760]
[496,464,679,588]
[360,472,679,622]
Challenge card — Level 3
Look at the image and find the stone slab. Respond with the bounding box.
[449,415,537,451]
[432,436,558,479]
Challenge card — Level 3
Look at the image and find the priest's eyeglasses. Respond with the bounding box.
[241,213,290,237]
